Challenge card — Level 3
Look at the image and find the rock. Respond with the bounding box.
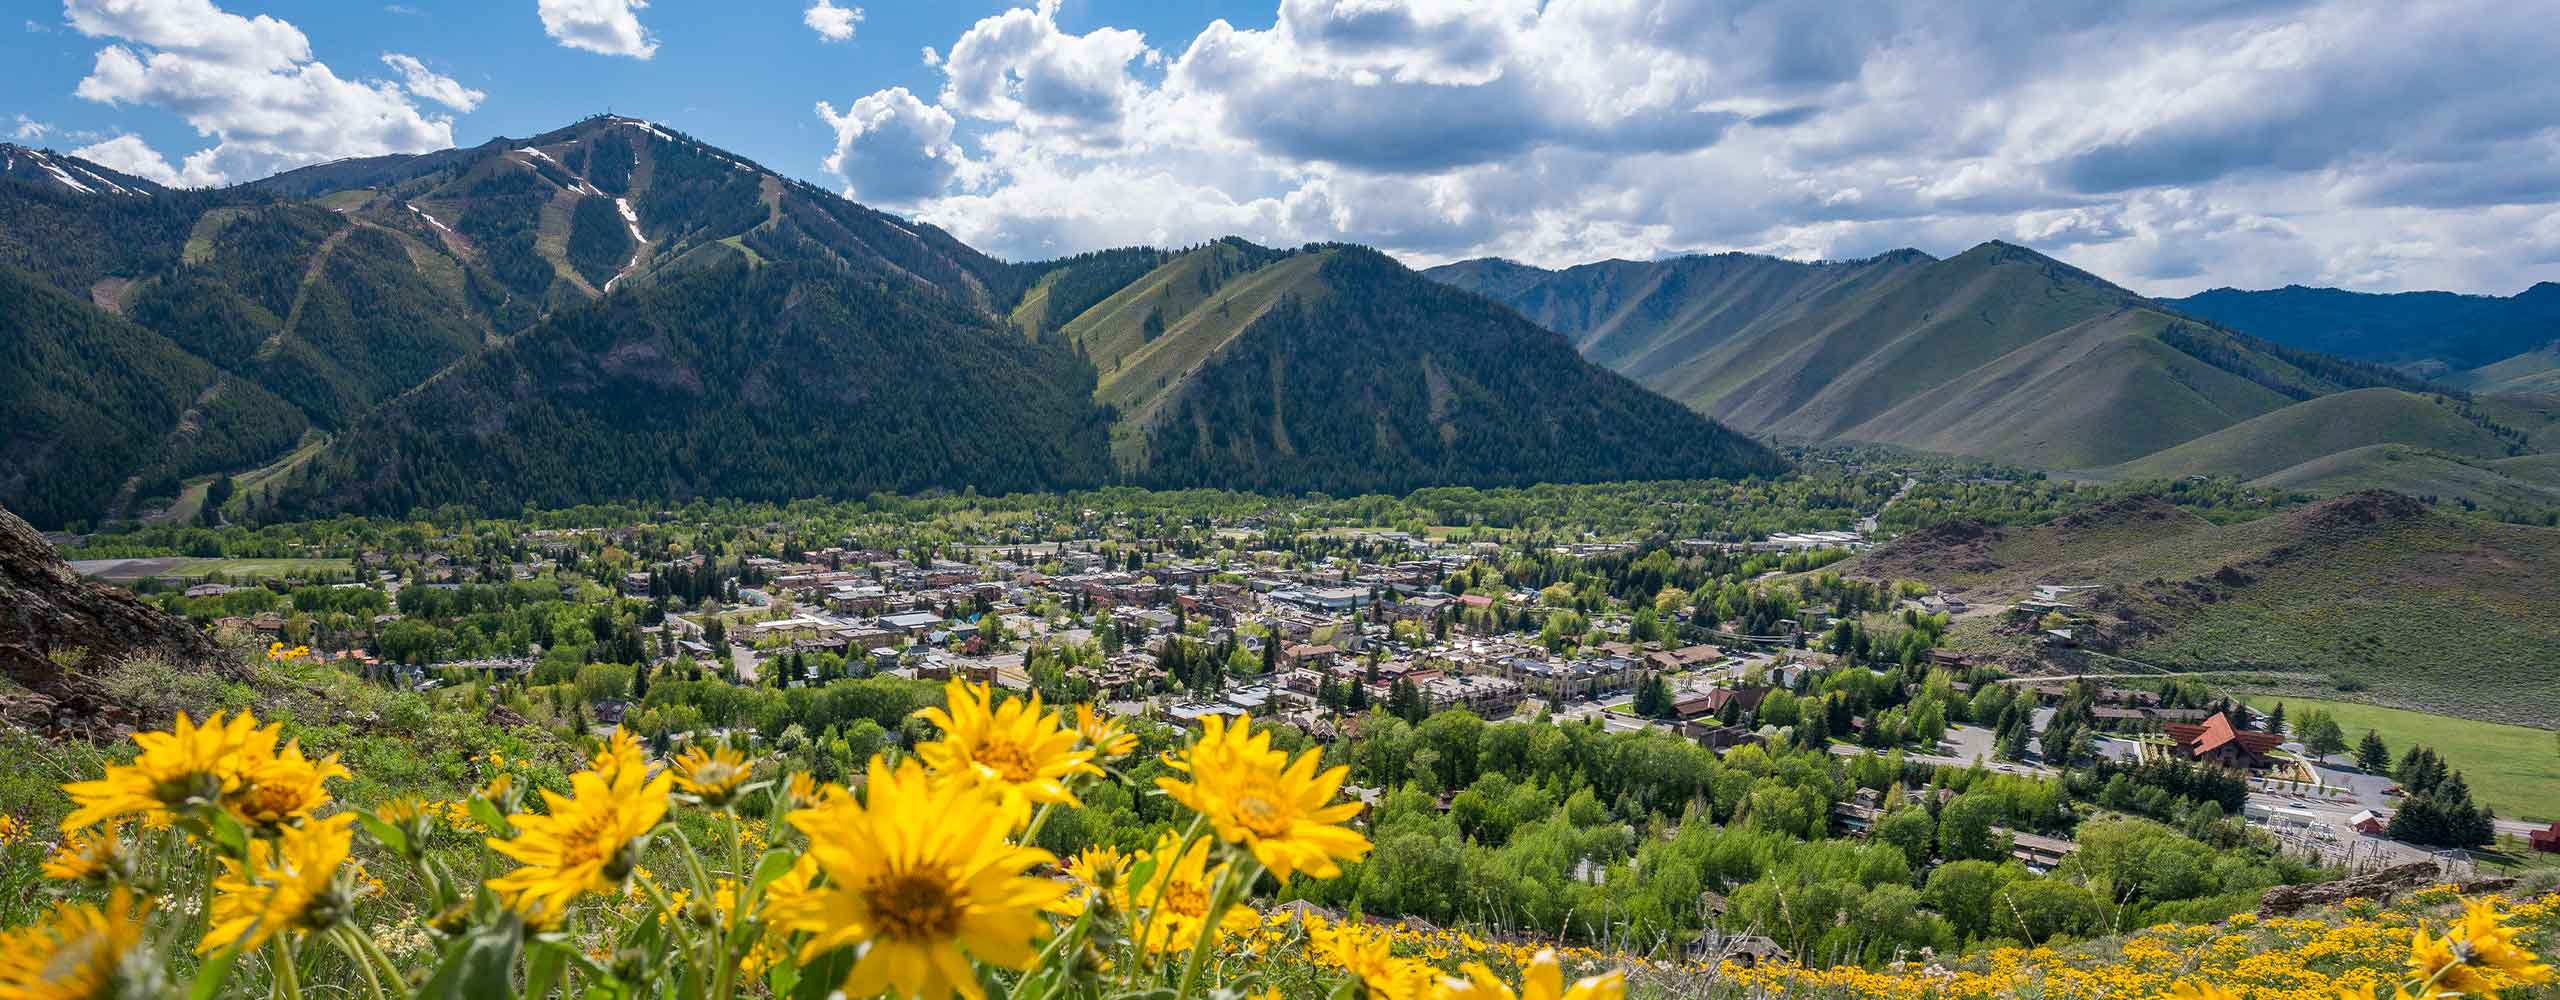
[0,503,234,733]
[2256,862,2517,917]
[484,702,533,730]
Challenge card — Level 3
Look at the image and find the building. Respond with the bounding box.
[2530,822,2560,854]
[2161,713,2285,771]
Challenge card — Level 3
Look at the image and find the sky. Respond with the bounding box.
[8,0,2560,297]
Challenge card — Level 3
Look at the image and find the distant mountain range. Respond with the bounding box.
[2163,283,2560,379]
[0,121,1775,528]
[1430,245,2560,513]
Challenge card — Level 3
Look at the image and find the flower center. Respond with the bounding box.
[976,742,1042,783]
[1235,795,1290,837]
[1165,879,1209,918]
[869,873,963,940]
[557,808,623,874]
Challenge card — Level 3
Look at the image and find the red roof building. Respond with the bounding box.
[2530,822,2560,854]
[2161,713,2285,771]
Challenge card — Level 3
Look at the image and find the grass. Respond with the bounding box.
[72,556,353,582]
[2237,695,2560,822]
[2105,388,2515,480]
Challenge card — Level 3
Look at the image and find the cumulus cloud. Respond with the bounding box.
[815,86,969,205]
[537,0,656,59]
[63,0,459,187]
[818,0,2560,294]
[382,53,483,112]
[71,133,183,184]
[803,0,860,43]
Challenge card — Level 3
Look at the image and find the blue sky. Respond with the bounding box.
[10,1,2560,295]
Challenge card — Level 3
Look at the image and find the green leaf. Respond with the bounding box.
[187,946,243,1000]
[356,810,410,858]
[470,796,509,834]
[419,911,524,1000]
[749,849,798,894]
[525,938,569,1000]
[789,946,858,1000]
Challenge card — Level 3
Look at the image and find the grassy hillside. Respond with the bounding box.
[2450,342,2560,395]
[1129,247,1786,494]
[2251,445,2560,511]
[268,259,1114,517]
[2107,388,2521,480]
[1851,491,2560,724]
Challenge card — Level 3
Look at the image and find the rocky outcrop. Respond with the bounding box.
[2257,861,2518,917]
[0,504,235,732]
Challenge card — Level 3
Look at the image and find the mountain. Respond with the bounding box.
[0,264,307,528]
[1093,245,1787,493]
[1847,492,2560,725]
[1428,249,1934,382]
[265,259,1113,517]
[7,114,1777,521]
[0,143,165,198]
[2162,282,2560,374]
[2100,388,2524,481]
[1440,241,2429,469]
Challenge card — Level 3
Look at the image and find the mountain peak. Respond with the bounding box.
[0,143,163,197]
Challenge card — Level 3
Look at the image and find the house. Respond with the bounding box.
[2162,713,2285,772]
[2007,830,2080,871]
[1644,644,1723,673]
[879,611,944,639]
[2529,822,2560,854]
[2349,810,2386,836]
[1700,686,1771,720]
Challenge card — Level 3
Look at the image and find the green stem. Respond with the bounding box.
[1020,802,1058,848]
[712,810,745,1000]
[1173,856,1262,1000]
[334,926,393,1000]
[351,923,409,996]
[270,935,301,1000]
[1128,815,1208,984]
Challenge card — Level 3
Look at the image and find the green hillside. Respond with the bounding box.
[2247,444,2560,511]
[1850,491,2560,724]
[0,265,306,528]
[268,260,1113,518]
[2164,281,2560,370]
[1127,247,1786,494]
[2105,388,2519,480]
[2448,342,2560,395]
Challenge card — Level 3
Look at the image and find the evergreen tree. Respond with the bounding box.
[2356,730,2391,774]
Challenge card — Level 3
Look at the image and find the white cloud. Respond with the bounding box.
[381,53,483,112]
[937,0,1156,146]
[10,115,48,141]
[815,86,969,206]
[63,0,458,186]
[71,133,183,185]
[803,0,860,43]
[820,0,2560,294]
[537,0,656,59]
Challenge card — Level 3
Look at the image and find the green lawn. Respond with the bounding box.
[170,557,353,580]
[2243,695,2559,822]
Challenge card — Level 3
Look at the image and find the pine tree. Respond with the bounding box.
[2356,730,2390,773]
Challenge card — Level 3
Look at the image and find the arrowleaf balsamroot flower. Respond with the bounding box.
[1157,713,1371,880]
[2408,901,2555,998]
[670,744,753,806]
[769,757,1064,1000]
[60,710,275,831]
[1074,703,1138,760]
[41,825,126,885]
[0,889,148,1000]
[486,736,672,920]
[1439,949,1626,1000]
[223,738,349,835]
[913,679,1098,821]
[1124,832,1256,955]
[203,813,358,955]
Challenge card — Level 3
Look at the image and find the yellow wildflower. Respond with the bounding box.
[203,813,356,954]
[1157,713,1371,880]
[1124,833,1256,955]
[1075,703,1139,759]
[61,710,274,831]
[769,756,1064,1000]
[1439,949,1625,1000]
[670,744,753,807]
[913,679,1099,821]
[0,890,148,999]
[486,744,672,920]
[42,826,126,885]
[224,738,349,834]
